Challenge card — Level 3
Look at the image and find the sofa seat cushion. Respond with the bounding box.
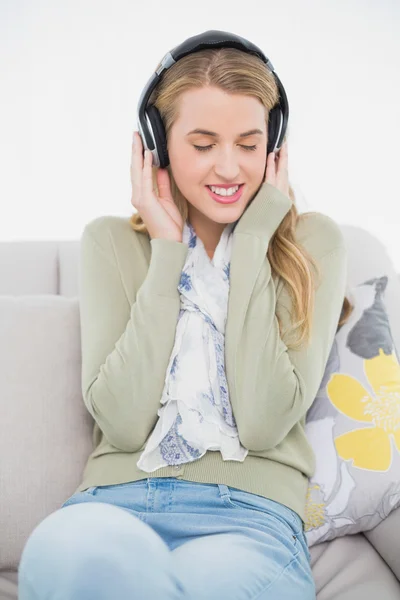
[310,533,400,598]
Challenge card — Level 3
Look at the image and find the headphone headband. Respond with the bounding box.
[137,30,289,168]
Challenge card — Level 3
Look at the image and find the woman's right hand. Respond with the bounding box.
[130,131,184,243]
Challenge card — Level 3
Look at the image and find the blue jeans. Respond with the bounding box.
[18,477,316,599]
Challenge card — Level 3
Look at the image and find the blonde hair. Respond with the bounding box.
[130,47,353,349]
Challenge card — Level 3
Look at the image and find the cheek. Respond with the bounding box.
[173,159,205,186]
[170,148,196,175]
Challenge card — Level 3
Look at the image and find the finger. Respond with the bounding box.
[276,143,290,195]
[132,131,144,163]
[131,133,144,195]
[264,151,276,184]
[131,132,144,175]
[142,149,154,198]
[157,168,172,199]
[264,152,273,183]
[278,141,288,163]
[276,143,288,181]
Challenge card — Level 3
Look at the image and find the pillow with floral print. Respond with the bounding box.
[304,274,400,547]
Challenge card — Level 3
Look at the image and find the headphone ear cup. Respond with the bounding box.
[146,104,169,168]
[267,105,282,155]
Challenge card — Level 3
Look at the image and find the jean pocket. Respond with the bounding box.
[221,487,304,557]
[223,486,303,528]
[226,487,300,523]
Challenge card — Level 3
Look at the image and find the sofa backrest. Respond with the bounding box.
[0,240,80,297]
[0,223,398,297]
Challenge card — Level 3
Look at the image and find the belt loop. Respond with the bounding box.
[217,484,230,499]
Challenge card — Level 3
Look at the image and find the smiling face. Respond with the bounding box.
[167,85,268,255]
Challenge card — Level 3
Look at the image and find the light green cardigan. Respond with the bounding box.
[75,182,347,524]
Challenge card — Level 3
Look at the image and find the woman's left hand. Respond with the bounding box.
[264,140,290,199]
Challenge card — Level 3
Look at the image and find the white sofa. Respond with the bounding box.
[1,222,400,599]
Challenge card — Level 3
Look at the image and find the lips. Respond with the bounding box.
[206,184,244,204]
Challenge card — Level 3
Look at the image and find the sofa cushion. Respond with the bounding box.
[305,274,400,547]
[310,533,400,598]
[364,505,400,580]
[0,296,94,571]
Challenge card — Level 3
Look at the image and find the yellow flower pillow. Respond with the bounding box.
[304,274,400,547]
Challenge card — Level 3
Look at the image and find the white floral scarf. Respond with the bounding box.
[137,218,249,472]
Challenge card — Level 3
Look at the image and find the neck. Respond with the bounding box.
[187,210,227,257]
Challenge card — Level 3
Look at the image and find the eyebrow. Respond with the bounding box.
[186,128,264,138]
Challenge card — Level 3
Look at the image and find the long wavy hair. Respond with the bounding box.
[130,47,353,349]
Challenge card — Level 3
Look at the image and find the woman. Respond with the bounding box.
[18,33,353,600]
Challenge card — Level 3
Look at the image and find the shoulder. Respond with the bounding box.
[81,215,149,250]
[80,215,151,271]
[82,215,132,243]
[294,211,346,260]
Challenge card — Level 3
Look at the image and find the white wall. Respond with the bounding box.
[1,0,399,268]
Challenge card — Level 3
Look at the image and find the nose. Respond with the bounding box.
[213,150,241,181]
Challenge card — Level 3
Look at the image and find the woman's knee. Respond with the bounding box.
[18,503,185,599]
[19,502,169,578]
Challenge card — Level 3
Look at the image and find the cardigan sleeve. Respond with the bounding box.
[79,223,188,452]
[232,220,348,452]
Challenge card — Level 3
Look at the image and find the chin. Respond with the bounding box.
[211,211,243,222]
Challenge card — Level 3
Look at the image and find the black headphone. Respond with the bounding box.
[136,29,289,169]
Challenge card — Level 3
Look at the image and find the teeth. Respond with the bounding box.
[209,185,240,196]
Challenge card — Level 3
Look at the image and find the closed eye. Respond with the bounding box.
[194,144,257,152]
